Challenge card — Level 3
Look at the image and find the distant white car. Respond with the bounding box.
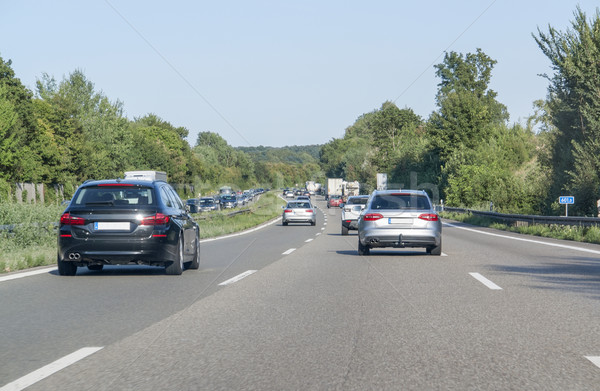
[341,195,369,235]
[282,200,316,226]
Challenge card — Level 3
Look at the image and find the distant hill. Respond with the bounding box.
[236,145,322,164]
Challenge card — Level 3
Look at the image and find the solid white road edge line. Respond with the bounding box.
[585,356,600,369]
[0,267,57,283]
[305,238,313,243]
[0,347,103,391]
[469,272,503,290]
[282,248,296,255]
[218,270,258,286]
[445,222,600,255]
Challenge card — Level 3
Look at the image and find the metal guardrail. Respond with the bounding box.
[442,207,600,227]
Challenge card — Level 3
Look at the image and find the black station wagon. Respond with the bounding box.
[57,176,199,276]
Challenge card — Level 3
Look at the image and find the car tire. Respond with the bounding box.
[187,230,200,270]
[427,240,442,256]
[358,239,370,256]
[57,256,77,276]
[311,221,316,226]
[341,225,349,235]
[165,237,184,275]
[87,264,104,271]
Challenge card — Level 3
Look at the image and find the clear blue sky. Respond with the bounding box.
[1,1,597,148]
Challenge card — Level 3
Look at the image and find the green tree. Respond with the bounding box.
[0,55,44,182]
[428,49,508,160]
[534,6,600,214]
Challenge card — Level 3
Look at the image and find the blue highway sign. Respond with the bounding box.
[559,196,574,204]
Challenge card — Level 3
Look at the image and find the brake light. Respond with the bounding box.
[140,213,170,225]
[418,213,439,221]
[284,209,292,213]
[60,213,85,225]
[363,213,384,221]
[305,209,313,213]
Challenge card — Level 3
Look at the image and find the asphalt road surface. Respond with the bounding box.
[1,197,600,390]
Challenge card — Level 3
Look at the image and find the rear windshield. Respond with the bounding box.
[371,194,431,210]
[199,199,214,205]
[73,186,155,206]
[348,197,369,205]
[288,202,311,208]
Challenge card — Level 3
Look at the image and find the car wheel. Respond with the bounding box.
[427,240,442,256]
[165,237,184,275]
[358,239,370,256]
[311,221,316,226]
[283,221,288,226]
[57,255,77,276]
[186,230,200,269]
[87,264,104,271]
[341,225,349,235]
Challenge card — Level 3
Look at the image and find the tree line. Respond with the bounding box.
[0,59,321,200]
[320,7,600,216]
[1,6,599,215]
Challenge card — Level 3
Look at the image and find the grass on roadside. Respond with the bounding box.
[440,211,600,245]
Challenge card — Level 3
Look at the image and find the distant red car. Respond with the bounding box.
[327,195,344,208]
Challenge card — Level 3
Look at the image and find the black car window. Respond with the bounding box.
[160,186,174,208]
[167,187,184,210]
[372,194,431,210]
[348,197,368,205]
[74,186,154,206]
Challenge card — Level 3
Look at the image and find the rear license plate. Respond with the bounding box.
[388,218,413,225]
[94,222,130,231]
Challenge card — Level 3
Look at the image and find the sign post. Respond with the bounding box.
[559,196,574,216]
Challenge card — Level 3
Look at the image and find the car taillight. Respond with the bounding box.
[140,213,170,225]
[363,213,384,221]
[418,213,439,221]
[284,209,292,213]
[60,213,85,225]
[305,209,313,213]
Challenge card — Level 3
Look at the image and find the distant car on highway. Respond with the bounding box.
[186,198,201,213]
[220,194,238,209]
[341,195,370,235]
[198,197,219,212]
[357,190,441,256]
[282,200,316,226]
[327,195,344,208]
[57,174,200,276]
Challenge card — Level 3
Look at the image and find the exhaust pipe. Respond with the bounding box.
[369,238,380,244]
[68,253,81,260]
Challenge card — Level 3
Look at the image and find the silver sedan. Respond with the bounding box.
[357,190,441,255]
[282,201,316,226]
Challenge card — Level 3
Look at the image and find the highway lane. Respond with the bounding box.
[5,202,600,390]
[0,200,327,388]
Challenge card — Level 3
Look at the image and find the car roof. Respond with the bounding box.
[371,189,428,196]
[80,178,166,187]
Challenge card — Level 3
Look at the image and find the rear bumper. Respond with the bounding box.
[342,220,359,230]
[359,228,440,248]
[58,235,179,266]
